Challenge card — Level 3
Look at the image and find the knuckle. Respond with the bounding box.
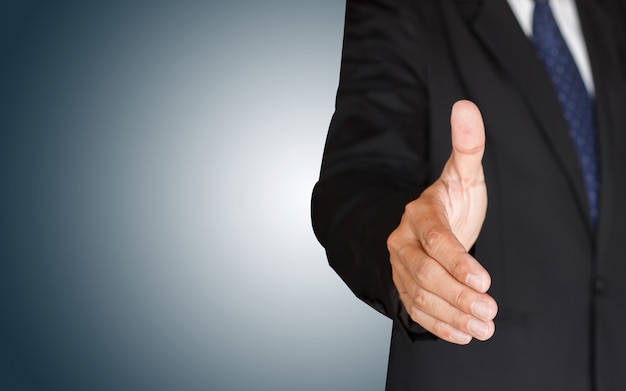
[431,319,448,338]
[453,286,471,309]
[451,311,471,331]
[413,287,430,310]
[422,226,444,251]
[404,200,418,216]
[414,258,437,285]
[386,229,401,252]
[449,254,471,279]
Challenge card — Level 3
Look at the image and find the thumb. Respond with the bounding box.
[449,100,485,180]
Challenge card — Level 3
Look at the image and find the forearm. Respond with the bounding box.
[312,0,436,338]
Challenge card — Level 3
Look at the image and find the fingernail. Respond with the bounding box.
[466,274,486,292]
[450,328,472,344]
[471,300,493,321]
[468,319,489,339]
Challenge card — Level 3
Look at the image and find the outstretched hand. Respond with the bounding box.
[387,100,496,344]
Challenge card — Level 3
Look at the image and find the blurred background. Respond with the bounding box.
[0,1,391,390]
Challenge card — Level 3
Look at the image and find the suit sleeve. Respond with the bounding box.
[311,0,436,339]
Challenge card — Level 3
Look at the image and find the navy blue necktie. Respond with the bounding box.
[531,0,600,225]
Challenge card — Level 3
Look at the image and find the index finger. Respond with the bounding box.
[407,196,491,293]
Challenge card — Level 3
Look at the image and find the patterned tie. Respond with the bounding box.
[531,0,600,225]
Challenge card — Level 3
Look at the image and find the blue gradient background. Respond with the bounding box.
[0,1,391,390]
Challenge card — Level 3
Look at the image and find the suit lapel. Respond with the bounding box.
[577,0,626,249]
[446,0,592,230]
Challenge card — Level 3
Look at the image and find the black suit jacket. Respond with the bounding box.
[312,0,626,389]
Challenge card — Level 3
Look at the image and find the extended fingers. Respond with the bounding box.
[411,253,497,322]
[394,256,495,343]
[407,291,495,343]
[390,241,497,343]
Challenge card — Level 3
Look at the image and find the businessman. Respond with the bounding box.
[312,0,626,389]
